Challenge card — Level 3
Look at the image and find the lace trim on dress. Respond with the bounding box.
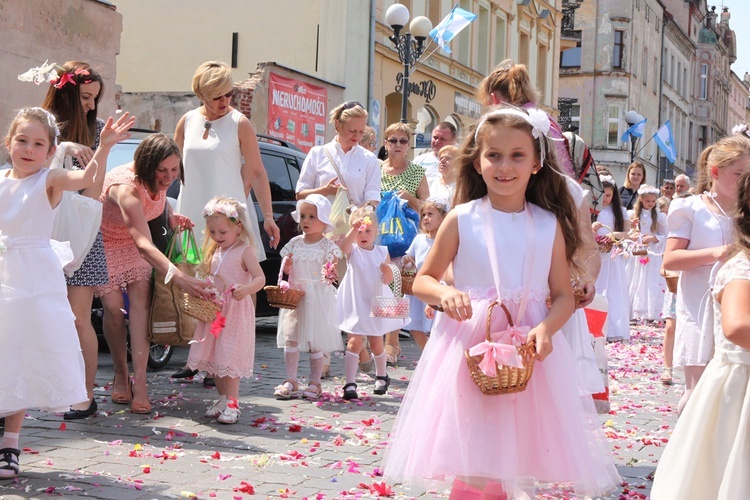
[281,238,342,263]
[187,361,253,380]
[714,253,750,296]
[461,286,550,303]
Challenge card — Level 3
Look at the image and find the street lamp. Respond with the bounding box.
[385,4,433,123]
[624,109,644,163]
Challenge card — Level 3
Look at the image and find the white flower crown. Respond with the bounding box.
[203,200,244,221]
[637,185,660,197]
[599,175,616,186]
[425,196,451,212]
[732,123,750,138]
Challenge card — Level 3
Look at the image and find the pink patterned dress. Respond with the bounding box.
[187,242,256,378]
[97,165,166,295]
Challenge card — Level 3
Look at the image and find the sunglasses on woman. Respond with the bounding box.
[335,100,364,120]
[387,138,409,145]
[212,90,234,101]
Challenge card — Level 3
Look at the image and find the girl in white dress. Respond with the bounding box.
[664,134,750,414]
[0,108,131,479]
[273,195,343,400]
[628,185,668,320]
[336,207,410,400]
[651,168,750,500]
[382,106,619,498]
[593,175,632,341]
[403,197,449,350]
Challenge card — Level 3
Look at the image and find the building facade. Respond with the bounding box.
[728,70,749,135]
[375,0,565,150]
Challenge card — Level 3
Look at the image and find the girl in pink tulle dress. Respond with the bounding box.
[187,197,265,424]
[382,106,620,498]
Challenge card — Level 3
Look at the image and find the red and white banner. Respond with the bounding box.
[268,73,327,153]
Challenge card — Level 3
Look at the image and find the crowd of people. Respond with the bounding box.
[1,56,750,500]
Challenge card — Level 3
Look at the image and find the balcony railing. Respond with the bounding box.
[561,0,584,39]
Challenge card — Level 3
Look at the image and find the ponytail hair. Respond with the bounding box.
[734,169,750,255]
[476,59,538,107]
[696,134,750,194]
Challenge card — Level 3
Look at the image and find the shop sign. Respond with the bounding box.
[268,73,328,152]
[395,73,437,103]
[415,133,431,148]
[454,92,481,119]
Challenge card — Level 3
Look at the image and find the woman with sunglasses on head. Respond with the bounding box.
[171,61,280,382]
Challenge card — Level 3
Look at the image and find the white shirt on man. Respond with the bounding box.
[413,151,440,188]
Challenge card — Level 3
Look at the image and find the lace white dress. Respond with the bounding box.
[627,209,668,320]
[0,169,87,416]
[276,236,343,352]
[651,252,750,499]
[667,195,732,367]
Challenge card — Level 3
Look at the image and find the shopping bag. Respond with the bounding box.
[376,191,418,258]
[49,145,102,277]
[584,294,610,414]
[148,228,201,346]
[329,186,354,238]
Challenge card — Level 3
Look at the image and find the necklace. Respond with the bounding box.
[490,201,526,221]
[704,191,732,245]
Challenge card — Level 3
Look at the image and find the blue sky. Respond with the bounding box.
[720,0,749,78]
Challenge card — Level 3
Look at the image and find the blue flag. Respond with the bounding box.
[620,118,646,143]
[654,121,677,164]
[429,6,477,54]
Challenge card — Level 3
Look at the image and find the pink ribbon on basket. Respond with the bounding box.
[496,325,531,347]
[468,341,524,377]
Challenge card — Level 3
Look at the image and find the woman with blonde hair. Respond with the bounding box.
[664,133,750,414]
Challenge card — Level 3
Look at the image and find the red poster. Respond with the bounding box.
[268,73,327,153]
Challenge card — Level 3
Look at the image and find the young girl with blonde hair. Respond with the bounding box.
[664,133,750,414]
[187,196,265,424]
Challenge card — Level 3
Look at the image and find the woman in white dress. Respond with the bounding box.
[651,168,750,499]
[593,175,632,341]
[172,61,280,381]
[664,134,750,414]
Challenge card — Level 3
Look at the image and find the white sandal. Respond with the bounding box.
[273,379,299,400]
[217,406,241,424]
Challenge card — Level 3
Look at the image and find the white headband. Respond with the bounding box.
[637,185,660,197]
[473,105,561,167]
[18,107,60,145]
[425,196,451,212]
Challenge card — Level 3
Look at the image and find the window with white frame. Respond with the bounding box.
[494,15,507,66]
[700,63,708,100]
[607,104,622,148]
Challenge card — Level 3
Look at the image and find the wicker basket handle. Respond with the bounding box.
[485,300,514,342]
[278,255,291,286]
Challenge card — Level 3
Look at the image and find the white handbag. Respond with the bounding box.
[49,142,103,277]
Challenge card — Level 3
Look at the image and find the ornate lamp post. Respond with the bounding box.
[624,109,644,162]
[385,4,433,123]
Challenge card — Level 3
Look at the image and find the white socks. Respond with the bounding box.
[344,350,360,384]
[374,351,387,378]
[309,351,324,384]
[284,346,300,382]
[0,431,19,450]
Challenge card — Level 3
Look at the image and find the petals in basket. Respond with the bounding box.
[494,325,531,347]
[468,341,524,377]
[279,280,290,292]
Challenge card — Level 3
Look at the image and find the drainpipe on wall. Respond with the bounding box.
[367,0,376,116]
[656,12,669,184]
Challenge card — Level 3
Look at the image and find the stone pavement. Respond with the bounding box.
[0,320,680,499]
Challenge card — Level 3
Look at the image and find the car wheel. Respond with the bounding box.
[147,343,173,370]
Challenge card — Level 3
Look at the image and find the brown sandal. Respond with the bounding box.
[130,382,151,414]
[385,345,401,366]
[302,382,322,400]
[111,373,132,404]
[273,379,299,400]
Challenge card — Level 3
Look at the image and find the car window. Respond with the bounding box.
[286,157,300,188]
[256,152,293,202]
[107,142,138,172]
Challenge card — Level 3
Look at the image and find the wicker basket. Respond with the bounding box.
[371,263,409,318]
[545,281,586,309]
[401,270,416,296]
[265,256,305,310]
[595,224,618,253]
[179,275,225,323]
[465,301,536,396]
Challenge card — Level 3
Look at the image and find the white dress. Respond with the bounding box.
[337,244,410,335]
[650,252,750,500]
[276,236,343,352]
[594,204,631,340]
[176,108,265,261]
[668,195,731,367]
[382,199,620,496]
[0,169,87,416]
[404,234,434,333]
[627,209,668,320]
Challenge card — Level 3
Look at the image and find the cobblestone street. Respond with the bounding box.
[0,320,679,499]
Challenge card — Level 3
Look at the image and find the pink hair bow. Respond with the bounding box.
[468,341,524,377]
[496,325,531,347]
